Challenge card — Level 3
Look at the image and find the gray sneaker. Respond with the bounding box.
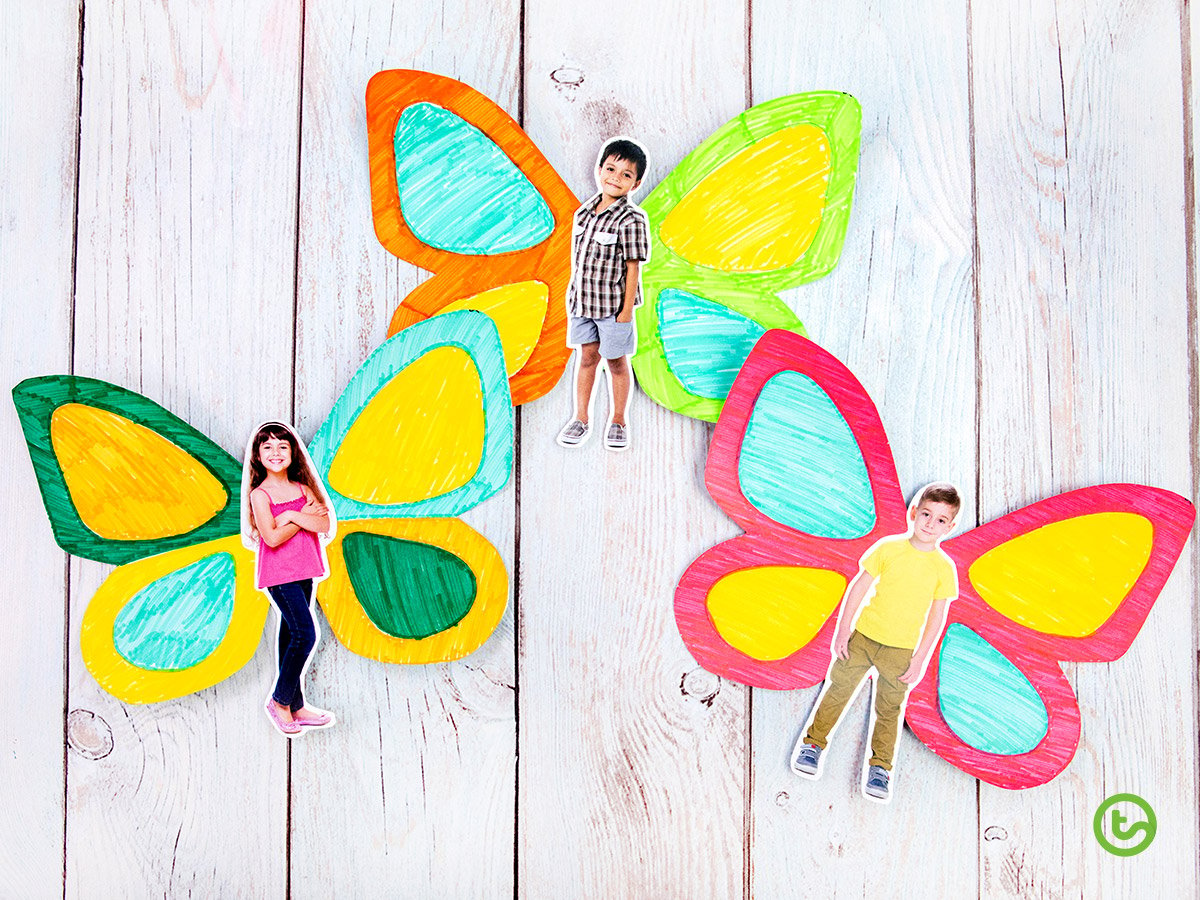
[556,419,590,447]
[864,765,890,800]
[604,422,629,450]
[791,741,822,777]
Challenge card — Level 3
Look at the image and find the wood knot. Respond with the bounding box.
[680,668,720,706]
[774,791,789,807]
[549,66,585,87]
[983,825,1008,842]
[66,709,114,760]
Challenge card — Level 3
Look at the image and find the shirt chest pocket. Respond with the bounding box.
[589,230,620,259]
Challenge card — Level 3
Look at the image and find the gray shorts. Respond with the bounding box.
[568,314,636,359]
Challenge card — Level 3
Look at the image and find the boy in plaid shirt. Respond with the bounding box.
[556,138,650,451]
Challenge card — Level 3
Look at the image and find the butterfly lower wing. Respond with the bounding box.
[633,284,805,423]
[367,69,577,404]
[320,518,506,663]
[905,485,1195,788]
[81,536,266,703]
[311,310,514,661]
[676,534,860,689]
[905,618,1081,789]
[12,376,243,564]
[633,92,862,420]
[388,259,565,403]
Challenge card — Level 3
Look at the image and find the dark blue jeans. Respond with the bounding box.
[266,579,316,710]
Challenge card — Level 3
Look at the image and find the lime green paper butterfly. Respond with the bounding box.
[632,92,862,422]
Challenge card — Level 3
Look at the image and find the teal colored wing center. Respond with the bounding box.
[658,290,766,400]
[937,624,1049,755]
[737,371,875,538]
[343,532,477,640]
[113,553,236,671]
[393,102,553,255]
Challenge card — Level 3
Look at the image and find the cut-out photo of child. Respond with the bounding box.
[241,421,338,738]
[556,137,650,452]
[791,483,961,802]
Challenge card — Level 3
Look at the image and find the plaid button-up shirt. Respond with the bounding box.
[565,194,650,319]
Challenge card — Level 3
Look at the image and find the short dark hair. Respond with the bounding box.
[917,482,961,517]
[599,138,647,180]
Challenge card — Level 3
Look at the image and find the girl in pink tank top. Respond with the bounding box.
[241,421,338,737]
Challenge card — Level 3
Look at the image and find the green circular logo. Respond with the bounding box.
[1093,793,1156,857]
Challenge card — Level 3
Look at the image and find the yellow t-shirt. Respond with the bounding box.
[853,538,958,649]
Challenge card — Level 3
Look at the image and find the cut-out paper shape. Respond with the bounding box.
[370,72,861,418]
[13,377,244,564]
[367,70,579,406]
[632,93,862,422]
[675,329,1195,788]
[14,310,513,703]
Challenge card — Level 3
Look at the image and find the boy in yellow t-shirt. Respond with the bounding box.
[791,483,961,802]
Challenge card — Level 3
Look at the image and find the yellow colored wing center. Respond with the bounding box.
[328,346,485,503]
[707,566,846,661]
[968,512,1153,637]
[50,404,227,540]
[659,125,832,273]
[439,281,549,376]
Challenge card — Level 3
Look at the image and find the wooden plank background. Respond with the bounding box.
[1,0,1195,897]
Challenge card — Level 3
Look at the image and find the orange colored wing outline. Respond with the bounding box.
[366,69,577,404]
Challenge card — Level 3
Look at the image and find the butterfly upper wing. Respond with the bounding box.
[705,329,907,540]
[633,92,862,422]
[676,329,908,688]
[12,375,244,565]
[904,485,1195,788]
[310,310,512,663]
[12,376,268,702]
[366,69,577,405]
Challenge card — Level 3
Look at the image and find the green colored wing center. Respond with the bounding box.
[342,532,478,640]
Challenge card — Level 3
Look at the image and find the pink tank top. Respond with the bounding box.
[255,489,327,589]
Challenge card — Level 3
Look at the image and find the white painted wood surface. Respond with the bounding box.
[749,1,980,895]
[973,1,1196,894]
[520,3,750,897]
[291,2,520,896]
[1,0,1195,897]
[0,2,78,897]
[66,1,301,896]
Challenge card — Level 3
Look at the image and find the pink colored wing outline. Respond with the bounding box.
[704,329,908,540]
[675,534,861,689]
[905,484,1195,788]
[677,330,912,688]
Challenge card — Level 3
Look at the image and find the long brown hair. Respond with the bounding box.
[248,422,322,494]
[240,421,335,549]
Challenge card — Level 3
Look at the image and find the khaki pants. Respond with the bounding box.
[804,631,913,771]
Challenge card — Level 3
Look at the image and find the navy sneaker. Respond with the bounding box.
[791,741,823,777]
[864,765,890,800]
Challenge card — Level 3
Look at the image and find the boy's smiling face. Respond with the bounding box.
[908,499,957,548]
[597,154,642,201]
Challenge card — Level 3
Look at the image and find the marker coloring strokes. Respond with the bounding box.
[674,329,1195,789]
[365,70,862,421]
[14,310,513,703]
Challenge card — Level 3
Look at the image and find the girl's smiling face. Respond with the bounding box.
[258,436,293,475]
